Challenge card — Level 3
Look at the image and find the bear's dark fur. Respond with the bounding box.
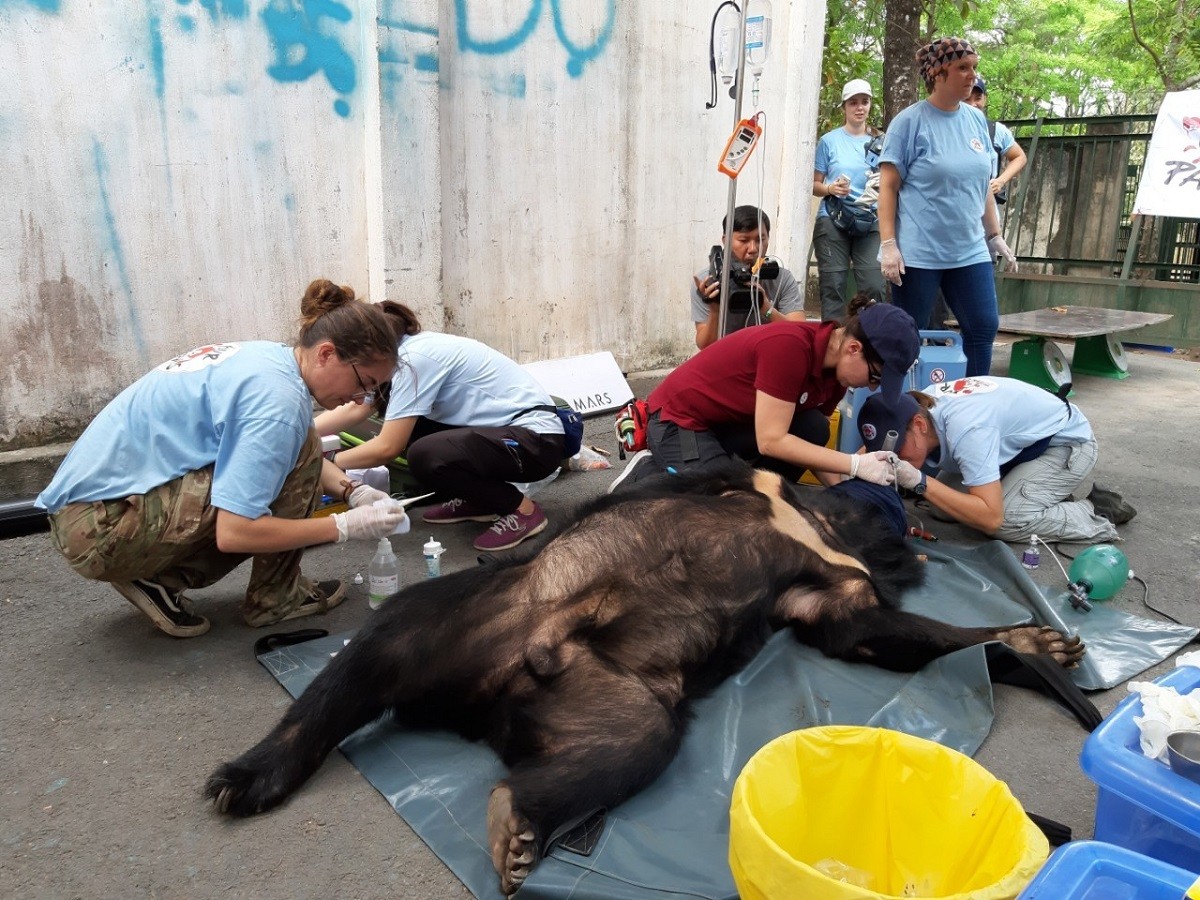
[206,462,1082,895]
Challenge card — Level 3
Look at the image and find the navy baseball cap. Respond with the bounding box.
[857,303,920,406]
[859,392,922,453]
[973,76,987,94]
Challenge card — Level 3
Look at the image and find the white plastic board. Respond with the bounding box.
[522,351,632,416]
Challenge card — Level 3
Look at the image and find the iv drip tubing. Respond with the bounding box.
[717,0,751,340]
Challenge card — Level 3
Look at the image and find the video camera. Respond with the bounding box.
[864,132,885,170]
[708,245,780,289]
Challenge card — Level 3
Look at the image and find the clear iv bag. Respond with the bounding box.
[744,0,772,77]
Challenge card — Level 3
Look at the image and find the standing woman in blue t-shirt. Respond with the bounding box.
[37,280,407,638]
[812,78,887,322]
[876,37,1019,376]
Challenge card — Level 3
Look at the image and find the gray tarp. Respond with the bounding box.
[258,541,1196,900]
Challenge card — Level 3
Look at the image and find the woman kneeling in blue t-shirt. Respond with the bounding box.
[318,302,565,554]
[37,280,407,638]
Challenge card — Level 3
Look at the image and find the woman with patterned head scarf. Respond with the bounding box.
[876,37,1019,377]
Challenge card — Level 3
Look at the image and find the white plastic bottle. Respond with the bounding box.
[423,536,445,578]
[368,537,399,609]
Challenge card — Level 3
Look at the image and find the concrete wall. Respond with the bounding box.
[0,0,825,453]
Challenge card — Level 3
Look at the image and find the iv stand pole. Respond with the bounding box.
[716,1,751,340]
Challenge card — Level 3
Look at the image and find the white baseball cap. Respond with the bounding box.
[841,78,873,102]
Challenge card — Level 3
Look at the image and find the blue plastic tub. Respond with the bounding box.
[1018,840,1199,899]
[1079,665,1200,869]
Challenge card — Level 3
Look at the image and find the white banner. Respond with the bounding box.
[1132,90,1200,218]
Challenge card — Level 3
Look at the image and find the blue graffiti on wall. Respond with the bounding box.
[7,1,610,119]
[262,0,356,118]
[147,10,177,206]
[545,0,614,78]
[92,140,148,362]
[381,0,614,87]
[178,0,248,20]
[173,0,249,31]
[0,0,61,11]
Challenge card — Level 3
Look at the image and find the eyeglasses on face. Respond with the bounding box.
[866,359,883,387]
[350,362,375,403]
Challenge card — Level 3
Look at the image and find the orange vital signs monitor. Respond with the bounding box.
[718,117,763,178]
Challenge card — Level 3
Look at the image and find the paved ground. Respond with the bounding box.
[2,340,1198,898]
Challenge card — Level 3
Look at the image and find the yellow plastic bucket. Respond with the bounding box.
[729,726,1048,899]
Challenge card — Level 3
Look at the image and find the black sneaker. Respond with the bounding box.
[278,578,347,623]
[1088,483,1137,525]
[607,449,655,495]
[113,579,210,638]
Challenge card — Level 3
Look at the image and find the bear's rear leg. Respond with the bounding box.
[487,784,538,896]
[484,656,684,895]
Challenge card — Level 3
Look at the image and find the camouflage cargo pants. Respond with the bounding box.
[49,429,323,626]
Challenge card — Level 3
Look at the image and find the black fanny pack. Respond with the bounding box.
[826,195,877,237]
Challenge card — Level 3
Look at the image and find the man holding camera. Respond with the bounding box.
[692,205,805,350]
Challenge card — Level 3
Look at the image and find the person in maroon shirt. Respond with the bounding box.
[618,296,919,489]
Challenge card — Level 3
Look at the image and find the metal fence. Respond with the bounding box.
[1004,114,1200,283]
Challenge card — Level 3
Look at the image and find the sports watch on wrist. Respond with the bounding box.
[912,472,927,496]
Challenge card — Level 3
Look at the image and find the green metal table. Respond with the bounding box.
[998,306,1173,393]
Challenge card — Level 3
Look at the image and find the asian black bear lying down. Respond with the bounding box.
[206,462,1083,896]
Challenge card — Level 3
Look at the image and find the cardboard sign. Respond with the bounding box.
[522,351,632,417]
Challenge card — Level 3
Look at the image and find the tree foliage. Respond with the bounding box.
[1096,0,1200,93]
[818,0,1195,135]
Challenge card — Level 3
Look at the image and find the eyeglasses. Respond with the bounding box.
[350,363,375,403]
[866,359,883,387]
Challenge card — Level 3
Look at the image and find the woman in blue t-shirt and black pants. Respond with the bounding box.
[812,78,886,322]
[876,37,1019,377]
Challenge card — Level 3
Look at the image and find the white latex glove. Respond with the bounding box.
[893,460,924,491]
[372,498,412,534]
[333,504,407,543]
[880,240,905,286]
[347,484,391,508]
[848,451,897,486]
[987,233,1019,273]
